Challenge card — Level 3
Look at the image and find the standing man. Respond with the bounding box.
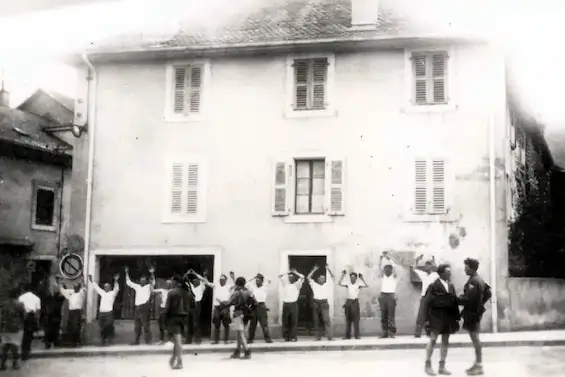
[165,275,189,370]
[378,251,398,338]
[43,279,65,349]
[0,288,26,370]
[338,271,368,340]
[458,258,491,376]
[412,255,439,338]
[208,272,235,345]
[228,277,255,360]
[307,264,334,341]
[423,264,460,376]
[246,273,273,343]
[88,274,119,346]
[18,285,40,360]
[125,266,155,345]
[279,269,305,342]
[185,269,212,344]
[154,280,173,345]
[58,280,86,347]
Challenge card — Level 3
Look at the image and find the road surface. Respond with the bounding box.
[7,346,565,376]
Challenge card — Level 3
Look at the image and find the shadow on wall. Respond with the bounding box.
[508,278,565,330]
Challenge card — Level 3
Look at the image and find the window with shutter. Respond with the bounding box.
[412,52,448,105]
[295,159,325,214]
[165,159,206,223]
[413,159,447,215]
[170,64,205,116]
[293,58,328,111]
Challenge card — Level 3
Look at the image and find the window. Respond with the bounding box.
[31,183,58,231]
[414,159,446,215]
[412,51,448,105]
[295,159,326,214]
[165,61,209,121]
[293,58,328,111]
[163,158,207,223]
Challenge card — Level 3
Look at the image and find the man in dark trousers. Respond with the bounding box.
[246,273,273,343]
[279,269,305,342]
[338,271,368,339]
[423,264,461,376]
[458,258,491,376]
[209,272,235,344]
[165,275,189,370]
[185,270,212,344]
[228,277,256,359]
[125,266,156,345]
[307,264,334,341]
[378,251,398,338]
[43,288,65,349]
[58,280,86,347]
[17,284,41,360]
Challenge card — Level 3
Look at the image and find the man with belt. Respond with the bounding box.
[17,285,41,360]
[88,274,119,346]
[246,273,273,343]
[58,280,86,347]
[307,264,334,341]
[412,255,438,338]
[279,269,304,342]
[378,251,398,338]
[209,271,235,344]
[125,266,155,345]
[185,269,212,344]
[154,280,173,345]
[338,270,368,339]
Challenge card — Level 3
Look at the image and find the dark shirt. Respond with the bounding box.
[459,274,491,317]
[423,279,460,334]
[229,287,256,318]
[165,287,189,318]
[0,300,25,333]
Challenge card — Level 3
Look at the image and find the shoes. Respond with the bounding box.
[466,364,484,375]
[438,362,451,375]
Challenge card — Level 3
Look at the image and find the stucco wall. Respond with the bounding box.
[86,43,508,334]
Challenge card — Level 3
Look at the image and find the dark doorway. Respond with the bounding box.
[288,255,327,336]
[98,255,215,337]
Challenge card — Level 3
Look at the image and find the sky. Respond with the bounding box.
[0,0,564,130]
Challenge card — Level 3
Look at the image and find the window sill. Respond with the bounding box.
[284,108,337,119]
[163,114,204,123]
[31,224,57,232]
[402,211,461,223]
[401,103,458,114]
[162,217,207,224]
[284,215,334,224]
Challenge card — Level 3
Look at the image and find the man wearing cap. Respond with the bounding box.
[412,254,439,338]
[338,270,368,339]
[88,274,119,346]
[208,271,235,344]
[184,269,213,344]
[17,284,41,360]
[154,280,173,345]
[125,266,155,345]
[378,251,398,338]
[279,268,305,342]
[246,273,273,343]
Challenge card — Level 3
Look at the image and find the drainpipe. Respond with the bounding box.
[81,53,97,323]
[489,107,499,333]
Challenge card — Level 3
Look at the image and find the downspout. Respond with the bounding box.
[489,107,499,333]
[56,166,65,258]
[81,53,97,323]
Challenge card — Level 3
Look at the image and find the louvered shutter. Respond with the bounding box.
[312,59,327,110]
[327,159,345,215]
[186,164,199,214]
[188,66,202,113]
[432,54,447,104]
[273,162,289,216]
[414,159,427,213]
[173,67,187,114]
[294,60,309,110]
[413,55,427,105]
[431,160,446,213]
[171,163,184,214]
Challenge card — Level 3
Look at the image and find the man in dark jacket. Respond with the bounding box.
[423,264,460,376]
[228,277,256,360]
[165,275,190,370]
[0,288,26,370]
[458,258,491,376]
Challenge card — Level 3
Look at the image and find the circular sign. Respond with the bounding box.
[59,253,84,280]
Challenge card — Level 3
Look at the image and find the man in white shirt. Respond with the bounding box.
[246,273,273,343]
[338,271,369,339]
[209,271,235,345]
[185,269,212,344]
[58,280,86,347]
[154,280,172,345]
[88,274,119,346]
[412,254,438,338]
[18,285,41,360]
[279,268,304,342]
[125,266,155,345]
[378,251,398,339]
[307,264,335,341]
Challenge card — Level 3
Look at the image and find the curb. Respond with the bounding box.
[31,339,565,359]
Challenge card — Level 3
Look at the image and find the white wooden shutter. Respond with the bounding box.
[432,53,447,104]
[166,158,207,222]
[413,54,427,105]
[186,163,199,214]
[431,160,446,214]
[312,58,328,110]
[294,60,309,110]
[326,159,345,215]
[173,67,187,114]
[188,65,202,113]
[414,159,428,214]
[273,162,289,216]
[171,163,185,214]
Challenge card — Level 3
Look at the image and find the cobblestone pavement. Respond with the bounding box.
[4,346,565,376]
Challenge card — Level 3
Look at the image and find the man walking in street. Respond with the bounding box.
[18,284,40,360]
[458,258,492,376]
[307,264,334,341]
[165,275,189,370]
[246,273,273,343]
[378,251,398,338]
[412,254,439,338]
[154,280,172,345]
[184,269,212,344]
[125,266,155,345]
[279,269,305,342]
[58,280,86,347]
[209,272,235,345]
[228,277,256,360]
[88,274,119,346]
[1,288,26,370]
[338,270,368,339]
[423,264,460,376]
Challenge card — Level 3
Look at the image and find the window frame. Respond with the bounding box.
[294,158,326,215]
[285,52,336,119]
[164,59,211,123]
[31,180,60,232]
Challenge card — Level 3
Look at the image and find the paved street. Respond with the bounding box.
[5,346,565,377]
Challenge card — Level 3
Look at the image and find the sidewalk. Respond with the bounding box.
[30,330,565,359]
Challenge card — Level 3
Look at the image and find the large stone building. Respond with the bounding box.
[65,0,555,342]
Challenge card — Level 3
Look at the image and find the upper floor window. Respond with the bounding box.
[165,61,210,121]
[31,182,58,231]
[295,159,326,214]
[412,51,448,106]
[414,159,446,215]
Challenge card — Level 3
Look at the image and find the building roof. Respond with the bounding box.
[17,88,75,126]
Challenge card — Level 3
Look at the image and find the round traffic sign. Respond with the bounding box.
[59,253,84,280]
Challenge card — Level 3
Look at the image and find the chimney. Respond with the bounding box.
[351,0,379,29]
[0,80,10,107]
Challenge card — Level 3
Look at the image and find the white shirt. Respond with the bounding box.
[92,283,119,313]
[214,283,233,305]
[282,280,303,303]
[414,270,439,297]
[345,282,363,300]
[310,280,331,300]
[439,278,449,292]
[126,278,153,306]
[247,281,270,303]
[18,292,41,313]
[381,275,397,293]
[61,288,86,310]
[154,289,170,309]
[190,283,206,302]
